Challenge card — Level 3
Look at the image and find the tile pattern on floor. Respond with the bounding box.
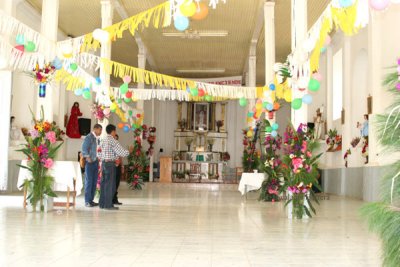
[0,183,381,267]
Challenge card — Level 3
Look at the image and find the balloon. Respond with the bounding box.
[205,95,212,102]
[16,34,25,45]
[302,94,313,104]
[136,114,141,118]
[284,90,292,102]
[123,125,130,133]
[123,75,131,83]
[174,16,189,31]
[239,97,247,107]
[198,89,205,97]
[52,57,62,70]
[117,99,122,104]
[369,0,390,10]
[126,91,132,99]
[190,87,198,96]
[266,103,274,111]
[247,131,253,138]
[83,91,91,100]
[320,46,327,53]
[83,87,90,93]
[308,78,321,92]
[120,83,129,94]
[124,97,131,103]
[128,110,133,117]
[256,98,262,104]
[339,0,354,8]
[15,45,24,52]
[272,123,279,131]
[24,41,36,52]
[271,130,278,137]
[93,28,109,43]
[269,83,276,91]
[74,89,83,96]
[273,102,280,110]
[265,126,272,133]
[292,98,303,110]
[95,77,101,84]
[256,102,262,110]
[312,72,323,82]
[191,2,209,20]
[247,112,254,118]
[69,63,78,71]
[186,87,191,93]
[180,1,197,17]
[110,103,117,111]
[118,123,124,129]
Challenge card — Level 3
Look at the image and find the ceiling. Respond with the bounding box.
[26,0,330,86]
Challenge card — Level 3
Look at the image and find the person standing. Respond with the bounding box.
[98,124,130,210]
[81,124,103,207]
[66,102,83,139]
[113,134,123,205]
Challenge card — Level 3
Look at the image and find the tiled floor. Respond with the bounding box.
[0,183,380,267]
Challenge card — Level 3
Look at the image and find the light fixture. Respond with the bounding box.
[176,68,226,74]
[163,30,228,39]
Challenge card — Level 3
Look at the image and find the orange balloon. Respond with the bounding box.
[273,102,280,110]
[117,123,124,129]
[191,2,209,20]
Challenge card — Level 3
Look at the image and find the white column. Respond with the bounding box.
[264,1,276,123]
[136,47,146,111]
[246,53,256,127]
[326,47,333,131]
[0,0,21,191]
[99,0,113,136]
[36,0,59,121]
[291,0,308,128]
[342,37,352,165]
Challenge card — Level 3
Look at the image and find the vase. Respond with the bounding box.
[39,83,46,98]
[27,195,53,213]
[287,191,309,219]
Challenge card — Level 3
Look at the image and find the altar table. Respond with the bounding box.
[238,172,266,195]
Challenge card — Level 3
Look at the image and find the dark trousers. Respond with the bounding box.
[84,160,98,204]
[99,162,116,209]
[113,166,122,203]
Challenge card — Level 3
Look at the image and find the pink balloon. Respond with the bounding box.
[122,75,131,83]
[312,72,323,82]
[324,35,331,46]
[256,98,262,104]
[369,0,390,10]
[15,45,24,52]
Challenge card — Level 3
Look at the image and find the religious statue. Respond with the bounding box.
[313,105,325,140]
[66,102,82,138]
[198,110,206,129]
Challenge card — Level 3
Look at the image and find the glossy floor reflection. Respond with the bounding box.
[0,183,380,267]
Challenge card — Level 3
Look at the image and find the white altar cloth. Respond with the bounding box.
[238,172,266,195]
[17,160,83,195]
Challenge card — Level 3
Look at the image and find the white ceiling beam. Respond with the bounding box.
[112,0,158,71]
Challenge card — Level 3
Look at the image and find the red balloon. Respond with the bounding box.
[15,45,24,52]
[198,89,205,97]
[125,91,132,98]
[136,114,141,118]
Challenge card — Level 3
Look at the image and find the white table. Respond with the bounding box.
[18,160,83,209]
[238,172,266,195]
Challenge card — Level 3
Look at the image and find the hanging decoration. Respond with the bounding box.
[191,2,209,20]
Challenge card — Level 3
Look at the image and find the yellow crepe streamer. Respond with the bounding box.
[55,69,86,91]
[81,2,171,52]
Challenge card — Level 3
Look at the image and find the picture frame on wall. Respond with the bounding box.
[367,94,373,114]
[194,103,209,131]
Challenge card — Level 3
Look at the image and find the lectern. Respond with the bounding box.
[160,156,172,183]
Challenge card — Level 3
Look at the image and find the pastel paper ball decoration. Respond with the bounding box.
[123,75,131,84]
[302,94,313,104]
[239,97,248,107]
[266,103,274,111]
[271,130,278,137]
[273,102,280,110]
[52,57,63,70]
[369,0,390,10]
[180,1,197,17]
[308,78,321,92]
[198,89,205,97]
[95,77,101,84]
[265,126,272,133]
[174,16,190,32]
[74,89,83,96]
[124,97,131,103]
[272,123,279,131]
[291,98,303,110]
[25,41,36,52]
[339,0,354,8]
[191,2,209,20]
[120,83,129,94]
[16,34,25,45]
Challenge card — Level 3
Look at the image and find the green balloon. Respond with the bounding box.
[124,97,131,103]
[70,63,78,71]
[190,88,198,96]
[25,41,36,52]
[239,97,247,107]
[291,98,303,110]
[82,91,91,100]
[265,126,272,133]
[117,99,122,104]
[128,110,133,116]
[120,83,129,94]
[308,78,321,92]
[205,95,212,102]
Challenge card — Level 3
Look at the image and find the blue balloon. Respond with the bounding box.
[266,103,274,111]
[339,0,353,8]
[269,83,276,91]
[272,123,279,131]
[271,130,278,137]
[174,16,189,31]
[74,89,83,96]
[83,87,90,93]
[16,34,25,45]
[186,87,191,93]
[302,94,313,105]
[52,57,63,70]
[95,77,101,84]
[123,125,130,133]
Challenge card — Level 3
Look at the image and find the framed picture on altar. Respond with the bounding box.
[194,103,209,131]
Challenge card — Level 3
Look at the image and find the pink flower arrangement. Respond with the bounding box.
[43,158,54,169]
[45,131,57,144]
[292,157,304,173]
[29,129,39,138]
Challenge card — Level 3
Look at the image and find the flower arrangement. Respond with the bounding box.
[90,104,110,121]
[242,129,260,172]
[344,148,351,168]
[222,152,230,161]
[26,63,56,98]
[147,127,156,156]
[362,137,368,164]
[126,126,149,189]
[281,123,322,219]
[326,128,342,152]
[17,106,64,212]
[260,134,283,202]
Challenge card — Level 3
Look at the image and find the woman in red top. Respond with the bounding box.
[66,102,82,138]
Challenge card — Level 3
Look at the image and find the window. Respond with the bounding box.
[332,49,343,121]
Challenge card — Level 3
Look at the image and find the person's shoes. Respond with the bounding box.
[85,202,95,207]
[90,202,99,206]
[113,201,123,205]
[104,207,119,210]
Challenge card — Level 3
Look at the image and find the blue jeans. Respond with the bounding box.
[99,162,116,209]
[84,160,98,204]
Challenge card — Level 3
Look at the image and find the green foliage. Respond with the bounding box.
[126,129,148,190]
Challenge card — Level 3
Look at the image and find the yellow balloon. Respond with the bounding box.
[256,103,262,110]
[247,131,253,138]
[63,53,72,59]
[180,1,197,17]
[284,90,292,102]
